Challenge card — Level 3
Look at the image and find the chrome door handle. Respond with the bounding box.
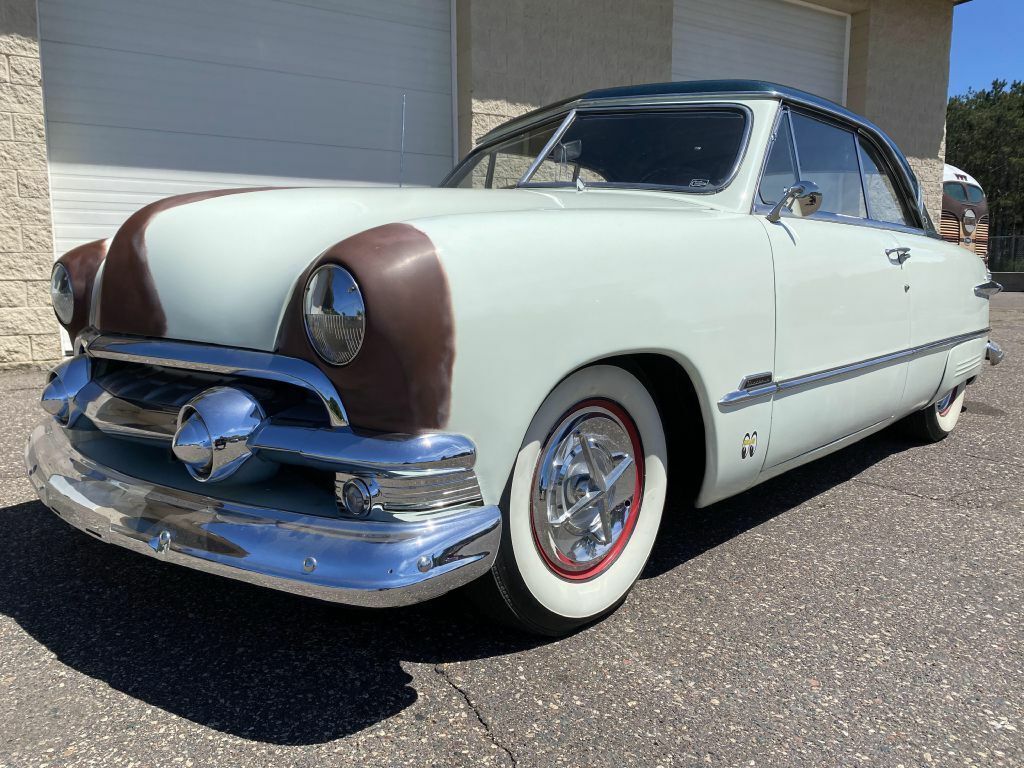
[885,247,911,264]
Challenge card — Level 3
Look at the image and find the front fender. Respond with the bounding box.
[416,209,777,507]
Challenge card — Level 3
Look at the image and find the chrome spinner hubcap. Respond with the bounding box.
[531,400,643,579]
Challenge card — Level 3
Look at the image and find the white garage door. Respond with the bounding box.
[673,0,849,105]
[38,0,455,254]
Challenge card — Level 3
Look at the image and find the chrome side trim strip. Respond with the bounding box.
[975,280,1003,299]
[719,328,991,406]
[85,335,349,427]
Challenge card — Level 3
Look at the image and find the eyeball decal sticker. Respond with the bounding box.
[741,431,757,459]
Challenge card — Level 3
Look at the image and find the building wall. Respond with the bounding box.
[456,0,673,153]
[846,0,954,220]
[0,0,57,368]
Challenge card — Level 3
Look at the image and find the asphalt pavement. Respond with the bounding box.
[0,294,1021,767]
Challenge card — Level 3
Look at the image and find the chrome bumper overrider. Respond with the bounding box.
[26,419,501,607]
[986,340,1005,366]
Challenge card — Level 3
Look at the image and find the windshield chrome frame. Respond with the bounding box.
[442,102,753,196]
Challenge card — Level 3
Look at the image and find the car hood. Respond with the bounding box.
[91,186,710,351]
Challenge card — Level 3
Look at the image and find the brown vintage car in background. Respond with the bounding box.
[941,164,989,262]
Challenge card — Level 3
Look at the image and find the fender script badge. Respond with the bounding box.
[741,431,758,459]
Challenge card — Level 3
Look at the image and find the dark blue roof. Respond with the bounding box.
[582,79,841,109]
[509,80,865,136]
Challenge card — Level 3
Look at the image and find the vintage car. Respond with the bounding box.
[940,164,990,261]
[28,80,1006,636]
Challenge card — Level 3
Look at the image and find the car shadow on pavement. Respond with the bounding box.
[0,429,918,746]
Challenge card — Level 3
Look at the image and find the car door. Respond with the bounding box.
[757,109,910,469]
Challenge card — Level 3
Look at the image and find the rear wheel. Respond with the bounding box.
[903,383,966,442]
[483,365,668,636]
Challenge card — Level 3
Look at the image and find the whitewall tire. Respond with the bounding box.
[483,365,668,635]
[904,383,966,442]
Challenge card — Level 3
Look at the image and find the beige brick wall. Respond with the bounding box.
[456,0,673,153]
[0,0,57,369]
[846,0,955,221]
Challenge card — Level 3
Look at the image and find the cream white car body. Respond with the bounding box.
[28,81,1000,610]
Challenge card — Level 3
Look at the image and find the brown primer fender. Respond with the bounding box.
[275,223,455,434]
[96,188,276,337]
[55,238,109,343]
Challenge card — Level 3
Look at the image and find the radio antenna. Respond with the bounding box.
[399,93,407,187]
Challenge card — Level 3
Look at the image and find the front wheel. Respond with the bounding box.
[482,365,668,636]
[902,383,966,442]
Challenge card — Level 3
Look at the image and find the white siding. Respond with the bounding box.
[38,0,454,253]
[673,0,849,105]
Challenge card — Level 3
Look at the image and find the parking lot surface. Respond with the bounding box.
[1,293,1021,768]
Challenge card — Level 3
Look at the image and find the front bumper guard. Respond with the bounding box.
[986,340,1005,366]
[26,419,501,607]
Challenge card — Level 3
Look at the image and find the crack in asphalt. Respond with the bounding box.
[434,663,518,767]
[851,477,940,502]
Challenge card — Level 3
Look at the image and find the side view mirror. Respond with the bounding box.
[767,181,823,223]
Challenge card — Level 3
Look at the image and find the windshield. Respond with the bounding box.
[443,107,748,192]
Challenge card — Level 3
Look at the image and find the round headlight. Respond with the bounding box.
[303,264,365,365]
[50,263,74,325]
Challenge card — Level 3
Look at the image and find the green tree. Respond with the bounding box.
[946,80,1024,261]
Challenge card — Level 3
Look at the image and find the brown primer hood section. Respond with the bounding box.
[276,223,455,434]
[56,238,108,343]
[97,188,275,337]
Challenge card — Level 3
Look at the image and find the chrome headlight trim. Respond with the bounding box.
[303,265,366,366]
[50,263,74,325]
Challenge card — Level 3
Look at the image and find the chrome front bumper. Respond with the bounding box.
[26,419,501,607]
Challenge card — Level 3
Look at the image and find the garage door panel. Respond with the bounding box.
[39,0,452,94]
[41,42,451,158]
[45,123,452,189]
[39,0,455,257]
[673,0,848,105]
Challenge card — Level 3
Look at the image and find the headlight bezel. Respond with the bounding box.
[302,264,366,366]
[50,262,75,325]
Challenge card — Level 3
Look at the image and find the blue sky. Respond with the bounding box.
[948,0,1024,96]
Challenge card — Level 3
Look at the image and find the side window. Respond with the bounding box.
[790,113,866,218]
[943,182,968,202]
[758,113,798,205]
[858,137,910,226]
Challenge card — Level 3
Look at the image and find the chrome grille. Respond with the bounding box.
[72,350,481,521]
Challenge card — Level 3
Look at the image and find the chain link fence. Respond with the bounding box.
[989,235,1024,273]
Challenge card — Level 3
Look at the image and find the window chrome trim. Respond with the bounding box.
[754,105,925,234]
[752,203,932,238]
[84,334,349,427]
[718,328,992,407]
